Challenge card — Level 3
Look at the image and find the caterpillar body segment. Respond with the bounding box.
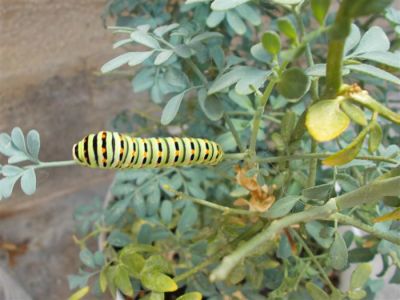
[73,131,224,169]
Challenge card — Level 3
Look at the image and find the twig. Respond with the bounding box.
[209,199,338,281]
[165,187,256,216]
[224,114,246,153]
[289,228,336,291]
[332,213,400,245]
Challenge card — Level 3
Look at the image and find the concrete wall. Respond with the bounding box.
[0,1,147,299]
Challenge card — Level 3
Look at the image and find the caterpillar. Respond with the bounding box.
[72,131,224,169]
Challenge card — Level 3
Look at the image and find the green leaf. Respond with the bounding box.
[146,187,161,216]
[143,255,174,274]
[115,265,134,296]
[160,200,173,224]
[68,286,90,300]
[130,30,160,48]
[177,292,203,300]
[190,32,224,44]
[277,18,297,40]
[353,51,400,69]
[161,91,186,125]
[141,271,178,292]
[27,130,40,160]
[302,183,333,201]
[281,111,296,144]
[154,23,179,37]
[208,66,251,95]
[352,26,390,55]
[113,38,133,49]
[128,51,155,67]
[263,196,299,218]
[11,127,26,153]
[154,50,174,65]
[107,230,132,247]
[79,248,96,268]
[250,43,272,63]
[344,24,361,55]
[20,168,36,195]
[99,268,108,293]
[226,11,246,35]
[211,0,250,11]
[348,248,375,263]
[277,234,292,259]
[177,204,198,233]
[277,67,310,99]
[342,0,393,18]
[323,128,368,166]
[206,11,225,27]
[305,221,334,249]
[228,90,254,111]
[236,4,261,26]
[306,100,350,142]
[272,0,303,5]
[235,69,269,95]
[311,0,331,24]
[329,232,348,270]
[348,63,400,85]
[0,176,20,198]
[120,251,145,278]
[350,263,372,290]
[1,165,23,177]
[173,45,192,58]
[261,31,281,55]
[199,93,224,121]
[348,289,367,300]
[340,101,367,126]
[149,292,165,300]
[368,122,383,153]
[101,52,138,73]
[305,282,330,300]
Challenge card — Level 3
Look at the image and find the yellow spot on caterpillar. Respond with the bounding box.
[102,148,106,153]
[120,148,124,154]
[158,152,162,157]
[191,150,195,155]
[205,150,210,155]
[143,152,148,158]
[175,151,180,156]
[102,158,107,163]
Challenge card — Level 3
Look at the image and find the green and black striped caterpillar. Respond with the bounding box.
[72,131,224,169]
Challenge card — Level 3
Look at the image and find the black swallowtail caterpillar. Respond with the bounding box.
[72,131,224,169]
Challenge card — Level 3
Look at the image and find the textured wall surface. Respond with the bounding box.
[0,1,147,299]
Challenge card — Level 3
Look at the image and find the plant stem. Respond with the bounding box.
[186,59,208,86]
[256,153,397,164]
[249,79,277,157]
[335,176,400,210]
[224,114,246,153]
[324,4,352,98]
[174,221,264,283]
[225,111,281,124]
[223,153,248,161]
[167,187,256,216]
[289,228,336,291]
[294,9,320,188]
[331,213,400,245]
[34,160,78,169]
[209,199,338,281]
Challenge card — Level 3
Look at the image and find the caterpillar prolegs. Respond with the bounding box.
[72,131,224,169]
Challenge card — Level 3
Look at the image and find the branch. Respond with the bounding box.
[209,199,338,281]
[165,186,256,216]
[332,213,400,245]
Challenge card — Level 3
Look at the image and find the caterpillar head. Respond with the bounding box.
[72,137,86,165]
